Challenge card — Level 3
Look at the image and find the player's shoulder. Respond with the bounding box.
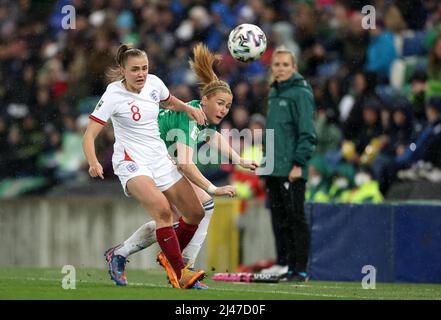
[104,80,125,96]
[186,100,202,109]
[95,81,128,110]
[147,74,166,87]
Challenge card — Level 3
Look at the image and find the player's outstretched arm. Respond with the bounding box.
[176,142,236,197]
[209,131,259,171]
[82,120,105,179]
[161,95,207,125]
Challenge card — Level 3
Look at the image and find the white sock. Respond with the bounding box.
[114,220,157,257]
[182,198,214,267]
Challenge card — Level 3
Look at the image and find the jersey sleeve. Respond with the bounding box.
[152,75,170,102]
[89,89,117,125]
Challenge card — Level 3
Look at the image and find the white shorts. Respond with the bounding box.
[113,157,182,197]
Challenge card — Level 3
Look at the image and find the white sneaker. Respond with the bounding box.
[261,264,288,275]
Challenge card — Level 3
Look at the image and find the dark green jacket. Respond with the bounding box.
[264,73,317,179]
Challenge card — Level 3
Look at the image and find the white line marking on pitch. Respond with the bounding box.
[4,276,440,300]
[0,276,365,299]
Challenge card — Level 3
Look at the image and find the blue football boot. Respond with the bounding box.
[104,245,128,286]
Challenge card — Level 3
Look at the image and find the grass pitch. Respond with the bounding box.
[0,267,440,300]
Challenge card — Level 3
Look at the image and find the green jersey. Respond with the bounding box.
[158,100,217,151]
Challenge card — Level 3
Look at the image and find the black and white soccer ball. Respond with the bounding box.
[227,24,267,63]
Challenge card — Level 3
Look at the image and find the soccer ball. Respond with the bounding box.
[227,24,267,63]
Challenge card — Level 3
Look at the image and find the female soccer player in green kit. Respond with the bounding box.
[105,43,258,289]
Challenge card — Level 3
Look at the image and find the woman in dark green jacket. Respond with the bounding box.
[262,46,317,281]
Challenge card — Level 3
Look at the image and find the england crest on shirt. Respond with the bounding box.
[150,90,160,102]
[126,162,139,173]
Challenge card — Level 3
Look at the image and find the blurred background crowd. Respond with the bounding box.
[1,0,441,203]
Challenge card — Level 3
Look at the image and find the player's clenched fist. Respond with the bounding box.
[88,162,104,179]
[215,185,237,197]
[240,158,259,171]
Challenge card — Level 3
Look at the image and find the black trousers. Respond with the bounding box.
[266,177,310,273]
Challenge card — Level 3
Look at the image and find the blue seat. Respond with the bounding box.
[402,31,427,57]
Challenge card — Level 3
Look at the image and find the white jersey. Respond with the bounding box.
[89,75,171,166]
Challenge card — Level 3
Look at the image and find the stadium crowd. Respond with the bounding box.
[1,0,441,202]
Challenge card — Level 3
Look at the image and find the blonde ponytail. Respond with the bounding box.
[189,43,232,97]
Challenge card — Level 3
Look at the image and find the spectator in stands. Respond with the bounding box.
[38,127,62,185]
[33,87,60,131]
[55,115,89,182]
[314,103,342,156]
[427,34,441,96]
[420,96,441,168]
[405,70,428,122]
[249,79,268,115]
[232,80,252,113]
[348,166,384,204]
[175,6,213,47]
[342,71,383,139]
[336,11,369,75]
[294,3,327,77]
[380,96,441,194]
[1,0,439,202]
[388,99,414,153]
[86,31,113,96]
[306,155,330,203]
[328,162,355,203]
[373,98,413,179]
[342,99,383,167]
[365,19,397,82]
[395,0,427,30]
[384,5,408,35]
[17,114,46,177]
[230,104,250,132]
[261,46,316,282]
[322,76,344,124]
[271,21,300,69]
[231,113,266,201]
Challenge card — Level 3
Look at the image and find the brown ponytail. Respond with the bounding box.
[106,44,147,82]
[189,43,232,97]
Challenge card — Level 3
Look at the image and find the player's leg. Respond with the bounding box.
[112,182,212,267]
[179,183,213,290]
[105,219,158,286]
[112,221,157,257]
[112,208,181,258]
[162,176,205,252]
[181,182,214,268]
[154,160,206,288]
[107,163,172,286]
[126,175,188,287]
[280,178,310,282]
[261,176,289,275]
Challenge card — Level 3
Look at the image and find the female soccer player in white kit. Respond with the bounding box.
[103,43,259,289]
[82,44,208,289]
